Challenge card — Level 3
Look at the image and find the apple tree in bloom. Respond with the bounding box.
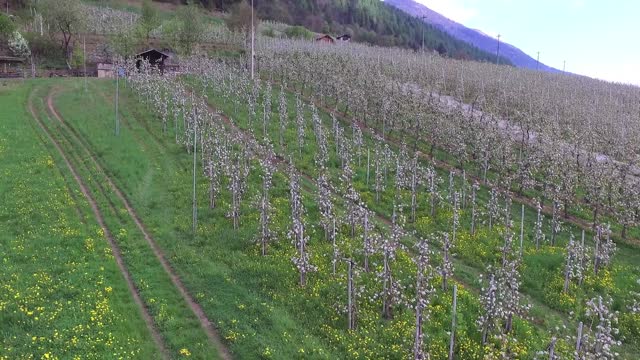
[227,151,250,231]
[438,232,454,291]
[262,82,272,137]
[630,279,640,314]
[288,161,316,287]
[202,123,228,209]
[593,224,616,276]
[412,237,435,360]
[478,232,529,346]
[256,148,276,256]
[377,206,407,320]
[571,296,621,359]
[295,95,306,156]
[360,206,375,272]
[278,84,288,148]
[317,171,334,241]
[535,199,546,250]
[563,233,588,292]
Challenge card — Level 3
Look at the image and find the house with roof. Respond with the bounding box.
[135,49,169,72]
[315,34,335,44]
[0,55,25,77]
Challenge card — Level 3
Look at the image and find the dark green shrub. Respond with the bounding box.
[284,26,313,40]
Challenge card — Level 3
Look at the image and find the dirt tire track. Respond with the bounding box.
[46,88,232,360]
[91,83,188,172]
[42,89,133,228]
[26,86,170,359]
[22,92,88,224]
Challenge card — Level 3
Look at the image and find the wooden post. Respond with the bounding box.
[364,212,369,272]
[430,175,436,217]
[345,258,355,330]
[332,218,337,275]
[250,0,255,80]
[594,226,601,276]
[83,35,87,92]
[442,236,450,291]
[366,148,370,187]
[300,224,306,287]
[563,245,571,293]
[461,170,466,209]
[448,285,457,360]
[549,337,557,360]
[471,185,477,236]
[452,192,458,243]
[579,230,585,286]
[575,322,583,359]
[448,171,454,204]
[192,106,198,235]
[519,204,524,257]
[115,74,119,136]
[413,264,424,360]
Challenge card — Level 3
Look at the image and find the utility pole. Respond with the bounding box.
[83,35,87,92]
[192,103,198,235]
[536,51,540,70]
[563,60,566,73]
[250,0,255,80]
[115,73,120,136]
[496,34,501,65]
[420,15,428,52]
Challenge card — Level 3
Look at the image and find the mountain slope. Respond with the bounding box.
[385,0,558,72]
[212,0,512,64]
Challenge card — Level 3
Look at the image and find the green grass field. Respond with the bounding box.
[0,81,159,359]
[2,77,639,359]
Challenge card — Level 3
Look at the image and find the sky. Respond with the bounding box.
[413,0,640,86]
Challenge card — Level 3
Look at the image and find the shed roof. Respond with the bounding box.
[135,49,171,59]
[315,34,335,42]
[0,56,25,63]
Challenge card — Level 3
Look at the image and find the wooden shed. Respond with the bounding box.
[315,35,335,44]
[0,56,25,76]
[135,49,169,73]
[97,62,114,78]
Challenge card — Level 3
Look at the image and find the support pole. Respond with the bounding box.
[250,0,255,80]
[115,74,120,136]
[519,204,525,257]
[192,106,198,235]
[576,322,583,358]
[448,285,458,360]
[83,35,87,92]
[346,258,354,330]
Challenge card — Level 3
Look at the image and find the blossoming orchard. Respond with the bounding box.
[2,2,640,359]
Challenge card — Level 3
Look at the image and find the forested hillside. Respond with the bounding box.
[200,0,512,64]
[386,0,558,72]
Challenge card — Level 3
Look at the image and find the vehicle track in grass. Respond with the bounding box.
[21,87,88,225]
[26,86,170,359]
[46,86,232,360]
[28,123,89,225]
[92,82,189,173]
